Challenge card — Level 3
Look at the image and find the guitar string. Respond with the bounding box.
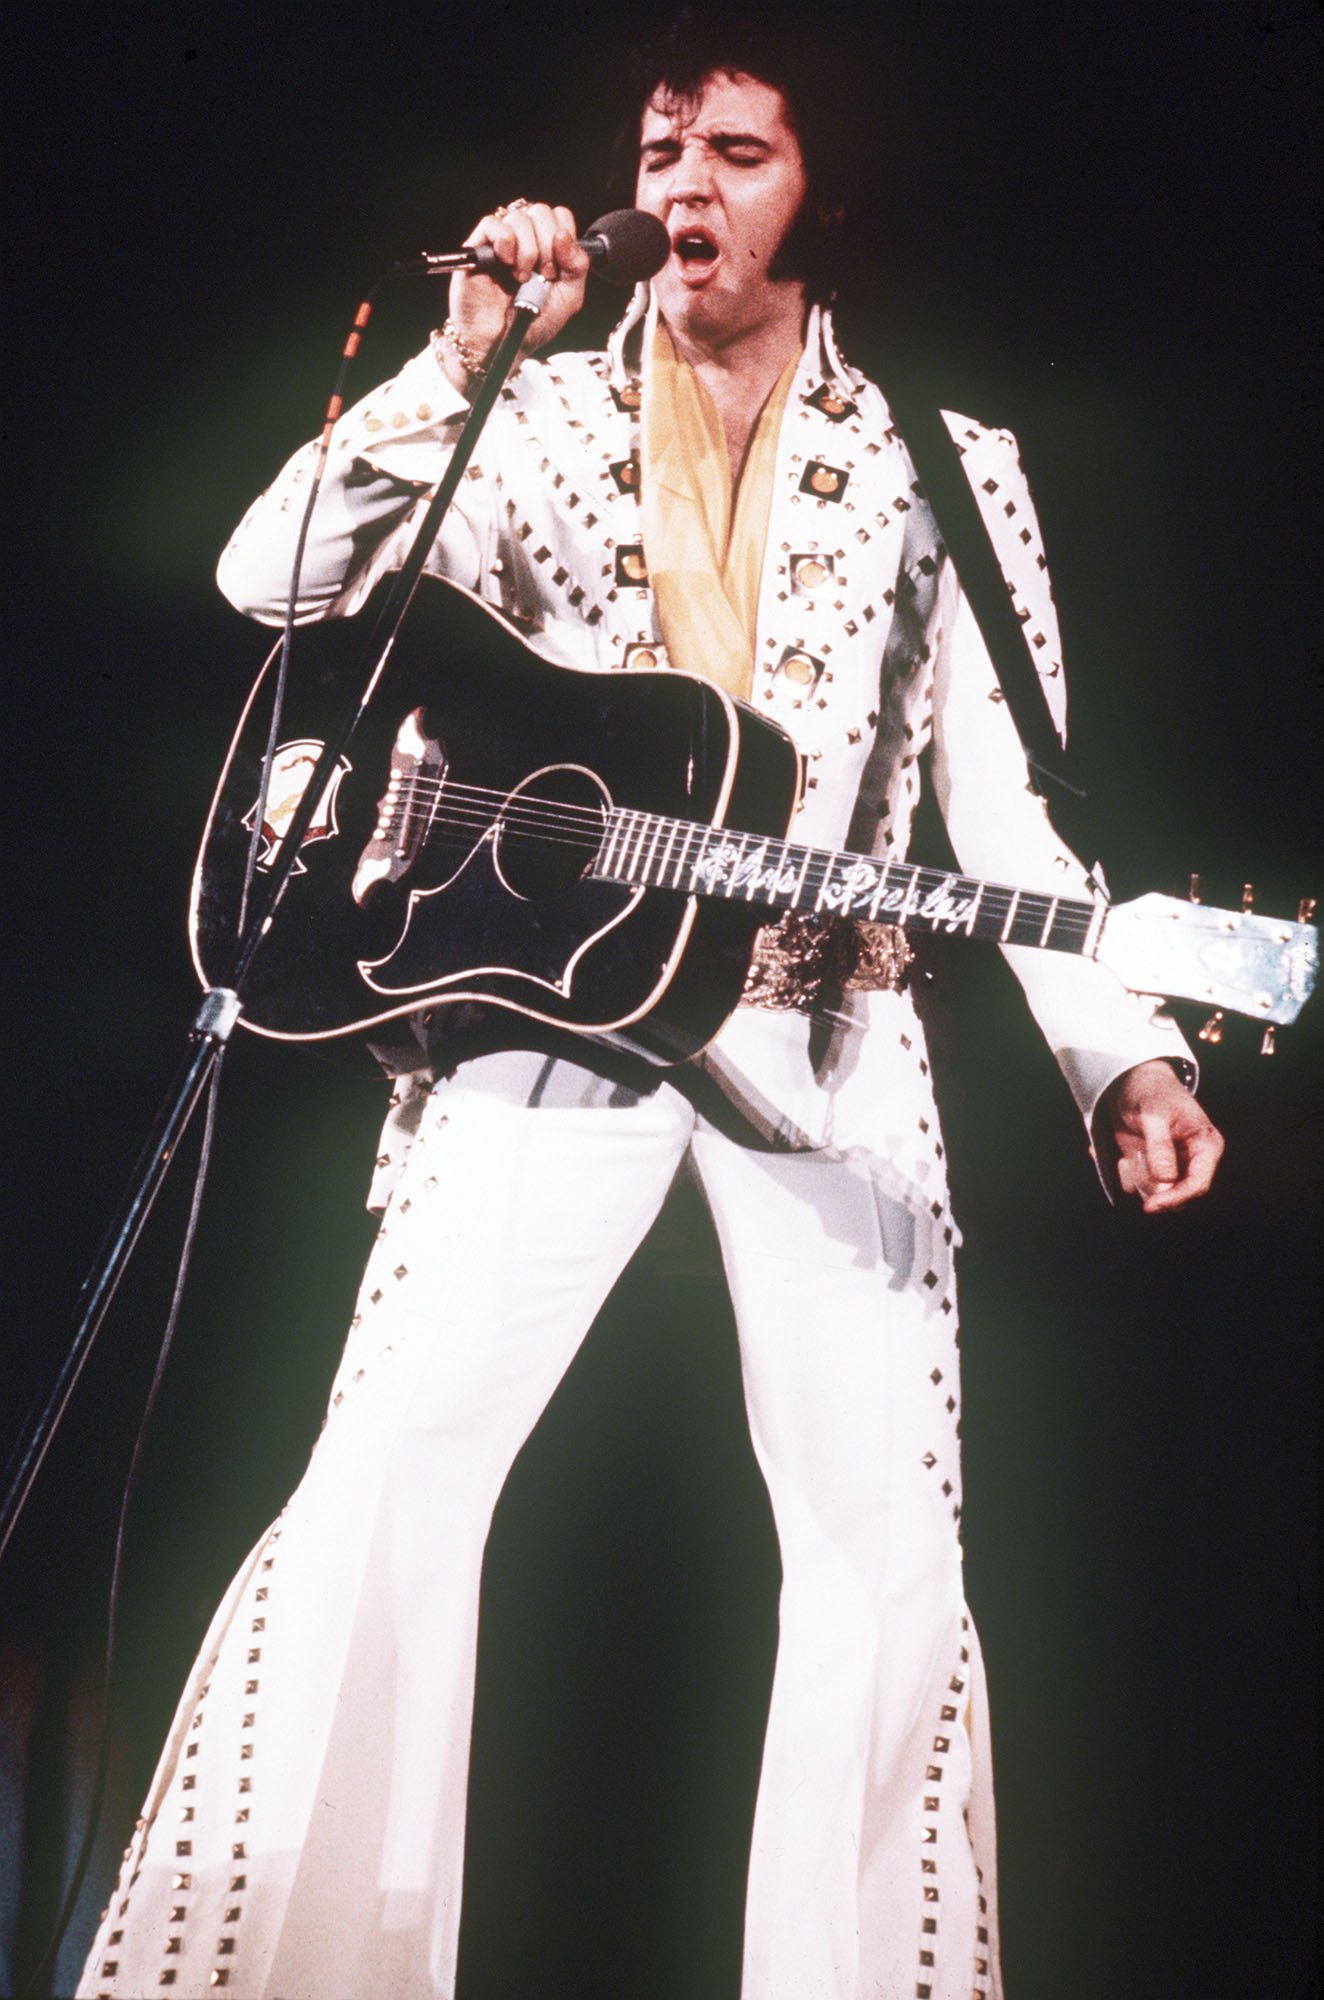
[333,778,1092,916]
[374,777,610,822]
[322,800,1094,929]
[274,774,1095,936]
[307,772,1088,925]
[353,782,1091,921]
[336,814,1095,938]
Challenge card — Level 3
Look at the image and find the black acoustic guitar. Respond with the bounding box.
[191,575,1316,1063]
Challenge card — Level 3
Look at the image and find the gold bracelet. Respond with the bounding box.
[433,319,490,384]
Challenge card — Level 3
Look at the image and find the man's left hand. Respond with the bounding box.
[1103,1059,1225,1212]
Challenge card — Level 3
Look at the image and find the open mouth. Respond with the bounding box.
[671,227,720,271]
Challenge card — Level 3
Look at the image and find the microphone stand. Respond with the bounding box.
[0,275,553,1561]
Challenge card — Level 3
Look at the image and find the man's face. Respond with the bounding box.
[635,71,810,345]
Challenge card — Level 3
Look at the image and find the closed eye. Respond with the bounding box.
[639,134,773,171]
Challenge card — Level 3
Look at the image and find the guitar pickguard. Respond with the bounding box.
[358,762,643,1001]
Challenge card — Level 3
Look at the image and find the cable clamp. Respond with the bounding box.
[192,987,242,1043]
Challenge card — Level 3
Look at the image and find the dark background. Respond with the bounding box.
[3,2,1319,1995]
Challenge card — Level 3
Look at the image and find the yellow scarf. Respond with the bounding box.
[640,320,796,700]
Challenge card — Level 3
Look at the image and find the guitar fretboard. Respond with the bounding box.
[594,808,1100,955]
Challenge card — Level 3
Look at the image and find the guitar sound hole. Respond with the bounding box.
[494,766,609,902]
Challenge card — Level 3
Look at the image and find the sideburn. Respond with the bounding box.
[767,194,841,305]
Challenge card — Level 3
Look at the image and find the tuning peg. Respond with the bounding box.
[1198,1010,1225,1045]
[1241,882,1255,911]
[1298,896,1317,924]
[1260,1025,1277,1056]
[1188,872,1201,903]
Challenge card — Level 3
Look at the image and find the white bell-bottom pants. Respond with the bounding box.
[79,1063,1000,2000]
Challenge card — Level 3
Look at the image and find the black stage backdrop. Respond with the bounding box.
[3,3,1319,1995]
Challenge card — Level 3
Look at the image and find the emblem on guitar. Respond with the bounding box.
[242,740,350,874]
[193,576,1318,1063]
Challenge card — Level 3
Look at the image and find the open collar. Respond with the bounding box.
[606,289,860,404]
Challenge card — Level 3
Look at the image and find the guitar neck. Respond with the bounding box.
[594,808,1101,955]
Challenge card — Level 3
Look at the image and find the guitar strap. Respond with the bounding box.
[882,382,1092,856]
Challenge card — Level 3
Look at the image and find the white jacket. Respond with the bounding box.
[217,293,1192,1169]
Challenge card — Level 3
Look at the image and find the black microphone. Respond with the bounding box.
[396,208,670,288]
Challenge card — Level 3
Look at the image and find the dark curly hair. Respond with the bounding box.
[609,6,880,305]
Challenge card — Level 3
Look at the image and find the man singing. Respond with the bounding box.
[80,14,1222,1998]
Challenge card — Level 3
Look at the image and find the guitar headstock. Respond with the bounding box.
[1096,891,1318,1028]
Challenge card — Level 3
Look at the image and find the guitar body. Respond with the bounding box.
[192,575,802,1064]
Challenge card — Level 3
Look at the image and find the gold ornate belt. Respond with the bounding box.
[741,913,913,1015]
